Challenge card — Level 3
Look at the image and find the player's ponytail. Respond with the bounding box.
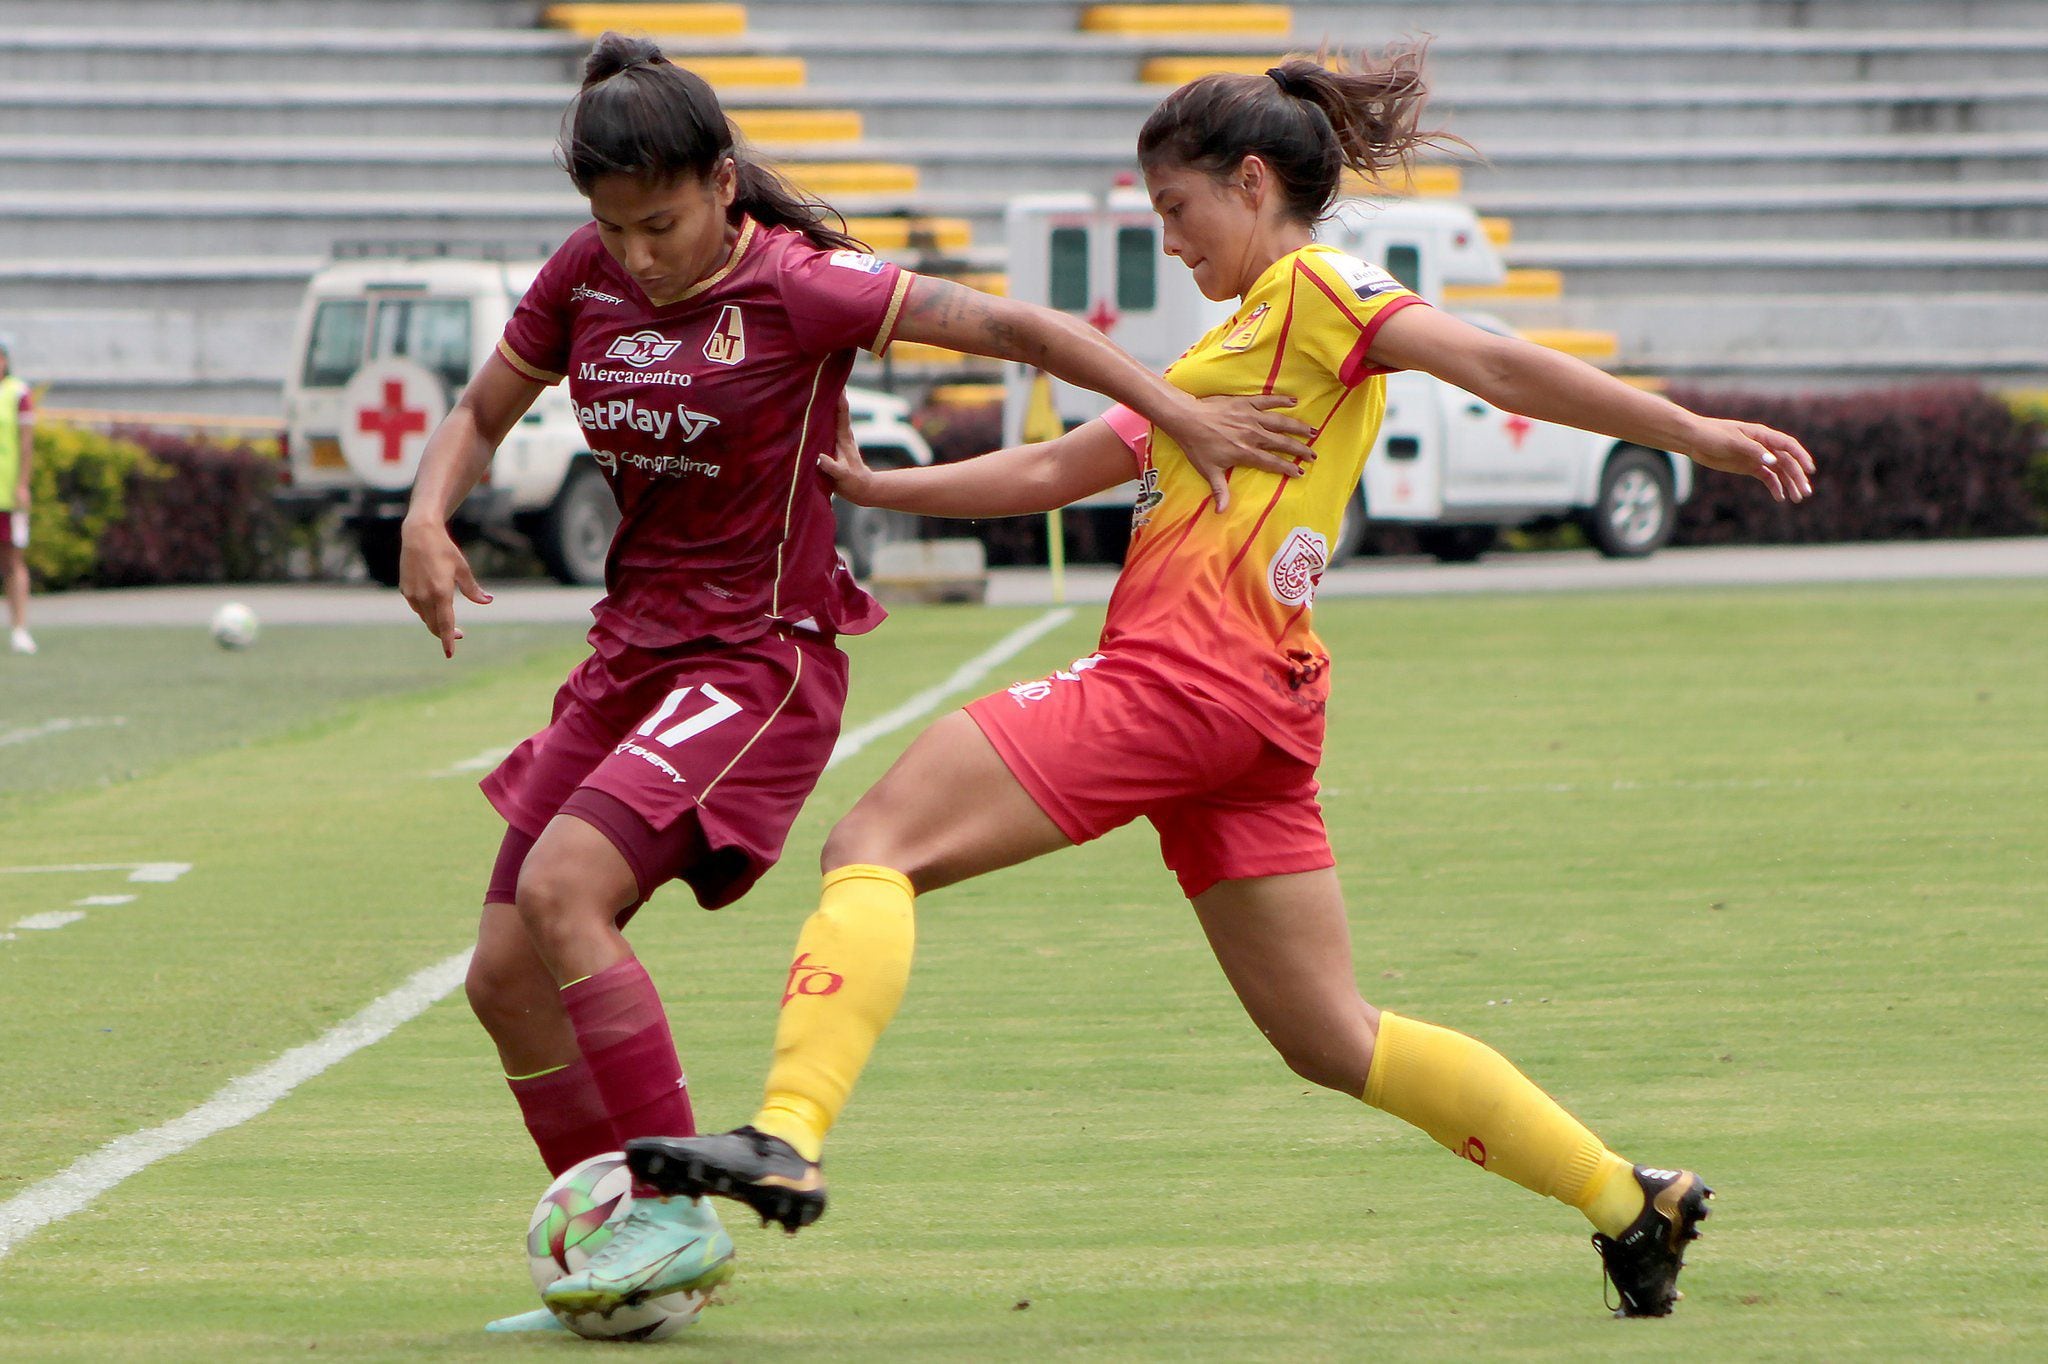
[560,31,867,252]
[1138,44,1465,224]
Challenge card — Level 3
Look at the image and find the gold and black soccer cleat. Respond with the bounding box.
[1591,1166,1713,1318]
[627,1126,827,1233]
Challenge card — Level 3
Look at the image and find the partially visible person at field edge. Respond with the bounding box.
[606,48,1816,1321]
[0,335,35,657]
[395,32,1319,1335]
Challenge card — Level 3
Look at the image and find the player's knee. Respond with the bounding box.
[513,857,609,951]
[821,802,910,876]
[464,951,545,1036]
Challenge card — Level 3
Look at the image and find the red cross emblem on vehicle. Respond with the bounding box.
[1086,297,1120,334]
[1502,413,1533,449]
[356,380,429,464]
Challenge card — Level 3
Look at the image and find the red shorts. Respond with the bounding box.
[482,628,848,909]
[965,650,1333,900]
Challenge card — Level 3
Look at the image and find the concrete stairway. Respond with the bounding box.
[0,0,2043,413]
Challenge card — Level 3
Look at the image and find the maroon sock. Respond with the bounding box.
[561,958,697,1190]
[507,1055,618,1177]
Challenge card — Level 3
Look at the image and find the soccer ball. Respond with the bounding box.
[525,1151,712,1341]
[209,601,259,650]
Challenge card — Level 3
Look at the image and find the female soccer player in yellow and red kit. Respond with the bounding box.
[613,50,1814,1320]
[397,33,1312,1331]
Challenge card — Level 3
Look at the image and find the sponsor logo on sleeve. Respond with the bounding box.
[1267,527,1329,608]
[1329,254,1403,301]
[605,329,684,368]
[703,304,746,366]
[828,249,888,275]
[1130,468,1163,529]
[571,283,625,306]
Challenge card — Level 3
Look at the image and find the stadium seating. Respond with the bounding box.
[0,0,2043,412]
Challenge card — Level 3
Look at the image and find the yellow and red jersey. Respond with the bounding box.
[1098,243,1424,761]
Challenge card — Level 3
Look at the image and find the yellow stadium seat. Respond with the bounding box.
[1443,269,1564,302]
[1480,216,1512,248]
[1139,55,1285,85]
[1083,5,1291,35]
[545,4,746,36]
[671,55,803,85]
[926,382,1007,406]
[782,163,921,194]
[1519,328,1620,361]
[1344,165,1461,198]
[731,110,862,142]
[845,217,974,252]
[946,272,1009,297]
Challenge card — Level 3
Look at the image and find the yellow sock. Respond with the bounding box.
[1363,1011,1644,1236]
[751,864,915,1164]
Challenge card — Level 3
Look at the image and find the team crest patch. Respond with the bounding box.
[1219,302,1271,352]
[828,249,887,275]
[1267,526,1329,608]
[605,329,682,368]
[1130,468,1163,528]
[703,304,746,366]
[1329,254,1402,301]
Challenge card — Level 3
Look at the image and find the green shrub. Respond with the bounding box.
[23,422,162,590]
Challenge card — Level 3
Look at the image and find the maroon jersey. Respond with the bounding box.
[497,217,908,651]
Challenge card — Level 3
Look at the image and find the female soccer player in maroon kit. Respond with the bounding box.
[397,34,1313,1330]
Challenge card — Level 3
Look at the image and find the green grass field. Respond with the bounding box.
[1,583,2043,1361]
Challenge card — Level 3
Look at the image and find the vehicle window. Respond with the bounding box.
[371,297,472,389]
[1049,227,1089,312]
[1384,244,1422,293]
[301,300,367,388]
[1115,227,1156,311]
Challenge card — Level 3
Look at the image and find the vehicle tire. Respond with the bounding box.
[1328,489,1370,567]
[355,519,404,588]
[1416,525,1499,563]
[532,461,620,586]
[834,452,918,578]
[1585,446,1675,558]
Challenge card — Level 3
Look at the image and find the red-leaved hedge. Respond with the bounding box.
[1668,382,2043,545]
[91,430,285,586]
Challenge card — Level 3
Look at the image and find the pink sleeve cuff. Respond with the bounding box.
[1100,404,1152,472]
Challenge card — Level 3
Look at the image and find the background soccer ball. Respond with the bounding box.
[209,601,260,650]
[525,1151,713,1341]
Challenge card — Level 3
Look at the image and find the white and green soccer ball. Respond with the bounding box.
[525,1151,712,1341]
[209,601,259,650]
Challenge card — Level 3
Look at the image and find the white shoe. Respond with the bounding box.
[8,627,32,655]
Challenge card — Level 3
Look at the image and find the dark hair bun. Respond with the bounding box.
[581,31,665,88]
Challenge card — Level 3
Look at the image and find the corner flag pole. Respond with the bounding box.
[1023,369,1067,605]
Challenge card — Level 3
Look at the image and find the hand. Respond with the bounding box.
[1167,394,1319,512]
[399,518,492,658]
[1681,417,1816,503]
[818,394,878,504]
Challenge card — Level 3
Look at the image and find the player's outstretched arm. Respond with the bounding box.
[823,397,1130,518]
[1367,305,1816,503]
[399,353,544,657]
[891,275,1313,510]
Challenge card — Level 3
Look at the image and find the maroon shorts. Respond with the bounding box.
[965,650,1333,900]
[482,628,849,909]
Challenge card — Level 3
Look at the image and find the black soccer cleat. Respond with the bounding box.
[627,1126,828,1234]
[1591,1166,1713,1318]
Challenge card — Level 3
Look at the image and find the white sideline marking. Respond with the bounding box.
[0,951,474,1263]
[0,608,1077,1261]
[0,862,191,883]
[0,717,126,749]
[73,895,136,907]
[428,745,515,779]
[12,911,86,932]
[830,607,1075,767]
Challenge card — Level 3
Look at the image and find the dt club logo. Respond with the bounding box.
[605,329,683,368]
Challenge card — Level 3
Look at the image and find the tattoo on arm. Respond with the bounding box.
[900,277,1047,364]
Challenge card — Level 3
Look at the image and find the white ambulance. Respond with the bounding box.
[1002,193,1692,562]
[279,247,933,586]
